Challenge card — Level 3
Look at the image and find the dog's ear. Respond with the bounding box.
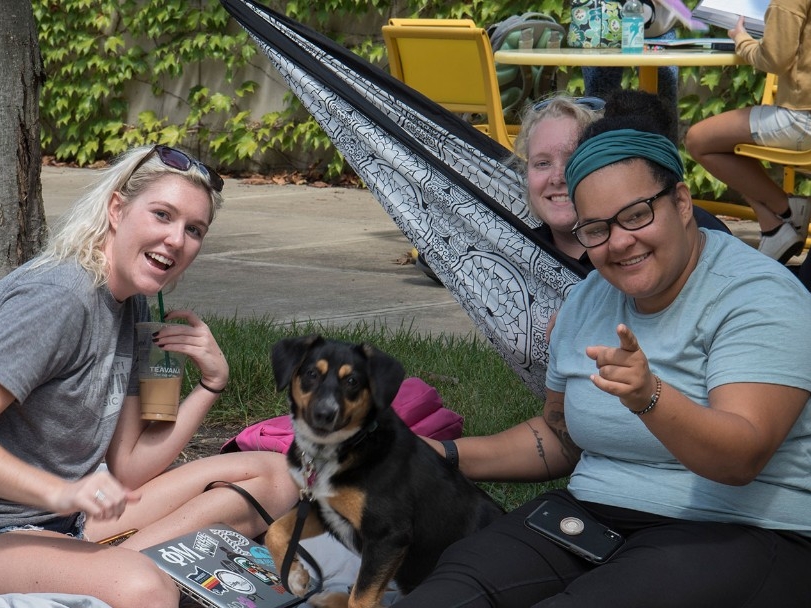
[362,344,406,409]
[271,334,322,390]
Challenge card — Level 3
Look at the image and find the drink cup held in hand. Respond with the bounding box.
[136,322,186,421]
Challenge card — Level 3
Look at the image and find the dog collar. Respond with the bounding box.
[338,420,379,458]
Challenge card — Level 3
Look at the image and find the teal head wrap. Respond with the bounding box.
[565,129,684,200]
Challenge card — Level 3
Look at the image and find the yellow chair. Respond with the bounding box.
[761,71,778,105]
[382,21,517,151]
[734,141,811,195]
[387,18,476,28]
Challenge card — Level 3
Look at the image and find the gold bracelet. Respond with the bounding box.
[631,375,661,416]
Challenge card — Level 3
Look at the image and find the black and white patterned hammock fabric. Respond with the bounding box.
[220,0,589,398]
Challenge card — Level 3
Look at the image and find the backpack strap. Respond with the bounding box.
[487,14,526,50]
[489,13,565,118]
[489,12,564,52]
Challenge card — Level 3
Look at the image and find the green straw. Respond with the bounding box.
[157,291,166,322]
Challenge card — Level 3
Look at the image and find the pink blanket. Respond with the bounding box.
[221,377,463,454]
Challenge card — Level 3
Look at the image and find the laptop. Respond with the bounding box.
[141,524,308,608]
[645,37,735,52]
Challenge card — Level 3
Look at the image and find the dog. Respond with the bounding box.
[267,335,504,608]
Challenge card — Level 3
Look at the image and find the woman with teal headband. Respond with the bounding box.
[393,126,811,607]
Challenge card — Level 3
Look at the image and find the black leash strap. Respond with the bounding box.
[280,498,313,594]
[205,479,274,524]
[203,481,324,598]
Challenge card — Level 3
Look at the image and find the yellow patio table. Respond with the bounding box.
[492,47,745,94]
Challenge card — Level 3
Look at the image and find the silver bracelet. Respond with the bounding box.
[631,375,661,416]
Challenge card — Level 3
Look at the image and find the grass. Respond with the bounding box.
[182,315,563,511]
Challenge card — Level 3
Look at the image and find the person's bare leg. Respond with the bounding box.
[685,108,788,231]
[746,198,785,231]
[86,450,299,550]
[0,531,179,607]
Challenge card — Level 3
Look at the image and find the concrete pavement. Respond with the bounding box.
[40,166,780,339]
[40,166,479,337]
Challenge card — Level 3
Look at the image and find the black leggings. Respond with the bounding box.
[393,490,811,608]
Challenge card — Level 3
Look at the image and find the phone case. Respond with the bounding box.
[525,497,624,563]
[96,528,138,546]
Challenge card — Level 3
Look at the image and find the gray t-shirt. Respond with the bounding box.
[0,259,148,527]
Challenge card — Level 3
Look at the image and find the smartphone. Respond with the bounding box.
[525,497,624,564]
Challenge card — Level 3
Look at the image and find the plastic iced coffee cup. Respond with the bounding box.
[136,322,186,421]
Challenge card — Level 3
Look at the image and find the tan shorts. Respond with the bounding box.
[750,104,811,150]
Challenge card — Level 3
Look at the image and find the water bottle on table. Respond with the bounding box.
[622,0,644,54]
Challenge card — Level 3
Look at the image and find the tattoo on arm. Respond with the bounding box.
[525,420,553,479]
[543,395,582,469]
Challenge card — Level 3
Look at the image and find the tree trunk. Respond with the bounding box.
[0,0,47,276]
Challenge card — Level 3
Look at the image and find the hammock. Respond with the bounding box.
[219,0,589,398]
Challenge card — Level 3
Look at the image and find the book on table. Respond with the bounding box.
[691,0,768,37]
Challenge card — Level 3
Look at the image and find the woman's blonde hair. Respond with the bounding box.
[33,145,224,289]
[508,95,602,219]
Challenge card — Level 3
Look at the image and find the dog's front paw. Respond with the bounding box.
[287,560,312,597]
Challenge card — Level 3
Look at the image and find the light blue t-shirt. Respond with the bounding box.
[546,229,811,535]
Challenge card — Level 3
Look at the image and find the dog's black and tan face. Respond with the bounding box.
[272,335,405,446]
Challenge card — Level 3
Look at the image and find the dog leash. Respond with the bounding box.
[279,422,380,593]
[281,494,315,594]
[203,480,323,598]
[277,449,327,595]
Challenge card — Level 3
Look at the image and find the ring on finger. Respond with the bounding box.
[94,489,106,502]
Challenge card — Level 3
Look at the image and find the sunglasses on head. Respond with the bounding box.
[128,145,224,192]
[533,96,606,112]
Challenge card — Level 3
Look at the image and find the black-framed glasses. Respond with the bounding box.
[571,185,673,248]
[533,96,606,112]
[128,145,224,192]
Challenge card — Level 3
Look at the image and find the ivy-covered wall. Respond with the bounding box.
[34,0,790,198]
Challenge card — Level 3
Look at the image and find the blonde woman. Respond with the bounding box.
[0,146,298,606]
